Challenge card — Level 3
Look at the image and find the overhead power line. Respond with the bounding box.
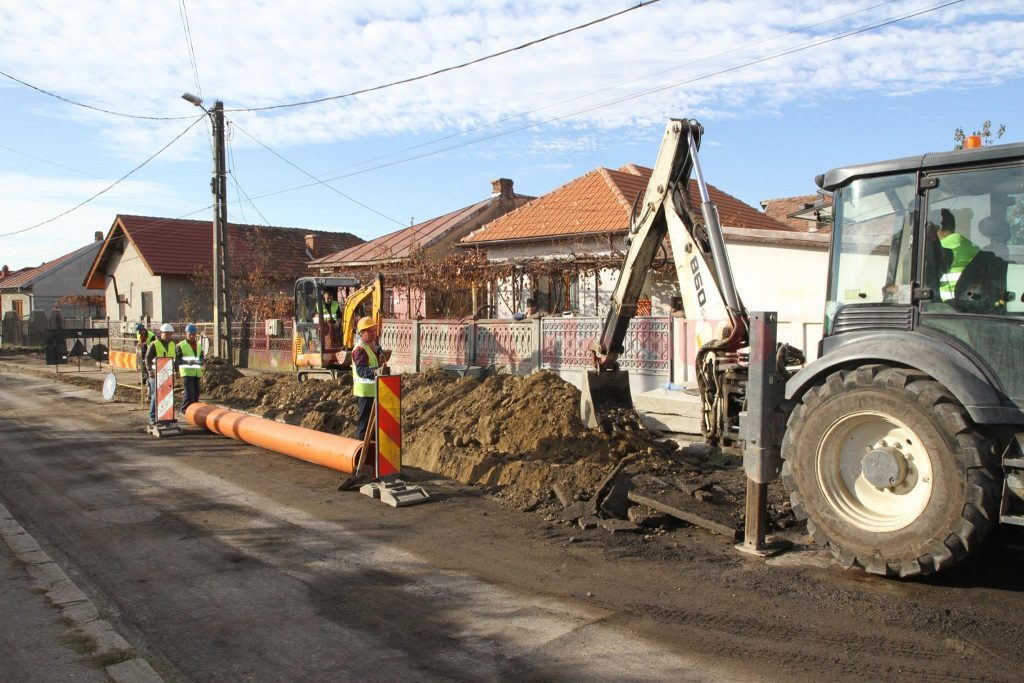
[230,122,406,227]
[227,0,663,113]
[236,0,965,205]
[178,0,204,103]
[0,69,196,121]
[0,115,206,238]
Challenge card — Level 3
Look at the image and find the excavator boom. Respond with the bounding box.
[581,119,748,443]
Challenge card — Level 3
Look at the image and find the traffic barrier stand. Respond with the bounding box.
[359,375,430,507]
[146,357,182,438]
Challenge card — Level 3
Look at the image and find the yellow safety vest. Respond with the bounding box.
[938,233,980,301]
[317,299,341,322]
[177,340,203,378]
[352,341,379,398]
[151,339,176,369]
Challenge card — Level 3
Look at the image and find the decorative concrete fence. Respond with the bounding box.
[95,315,823,395]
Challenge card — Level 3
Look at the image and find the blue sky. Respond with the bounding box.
[2,0,1022,270]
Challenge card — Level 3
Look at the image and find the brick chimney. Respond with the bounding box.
[94,231,103,241]
[1,265,8,279]
[491,178,514,200]
[305,234,317,258]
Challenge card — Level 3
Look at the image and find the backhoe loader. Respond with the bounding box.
[584,119,1024,577]
[293,274,386,381]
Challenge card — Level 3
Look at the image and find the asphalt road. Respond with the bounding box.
[0,369,726,681]
[3,361,1024,682]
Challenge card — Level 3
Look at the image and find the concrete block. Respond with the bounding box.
[577,515,600,530]
[638,412,702,434]
[599,518,641,534]
[106,659,163,683]
[46,580,89,607]
[78,619,131,654]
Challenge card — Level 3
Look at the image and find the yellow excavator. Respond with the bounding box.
[293,274,385,381]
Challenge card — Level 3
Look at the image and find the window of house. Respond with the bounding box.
[12,300,24,319]
[141,291,153,319]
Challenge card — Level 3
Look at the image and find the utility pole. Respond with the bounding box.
[210,101,233,363]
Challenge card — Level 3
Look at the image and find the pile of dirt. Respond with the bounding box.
[201,358,244,392]
[203,366,796,537]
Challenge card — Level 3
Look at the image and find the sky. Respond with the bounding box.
[2,0,1022,271]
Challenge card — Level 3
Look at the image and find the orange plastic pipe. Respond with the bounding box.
[186,402,362,474]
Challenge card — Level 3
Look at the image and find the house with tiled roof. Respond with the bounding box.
[311,179,532,318]
[83,215,362,322]
[461,164,830,325]
[761,193,833,233]
[1,232,106,322]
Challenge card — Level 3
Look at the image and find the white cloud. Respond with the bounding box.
[0,173,189,269]
[1,0,1020,157]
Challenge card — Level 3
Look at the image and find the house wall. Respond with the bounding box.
[104,242,164,322]
[482,236,829,355]
[28,242,104,315]
[1,292,31,319]
[161,275,198,322]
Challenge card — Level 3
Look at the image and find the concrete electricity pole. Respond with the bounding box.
[183,94,232,363]
[210,101,233,364]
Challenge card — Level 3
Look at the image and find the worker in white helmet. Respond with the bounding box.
[145,323,177,424]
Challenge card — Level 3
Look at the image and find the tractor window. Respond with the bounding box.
[921,164,1024,316]
[826,173,916,325]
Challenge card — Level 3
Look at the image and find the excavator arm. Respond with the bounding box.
[341,274,385,350]
[582,119,750,445]
[592,119,747,368]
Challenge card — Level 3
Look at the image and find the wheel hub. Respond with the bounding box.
[861,447,909,489]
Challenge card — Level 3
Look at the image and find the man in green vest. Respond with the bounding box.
[352,315,385,440]
[145,323,177,424]
[176,323,204,413]
[936,208,980,302]
[317,288,342,347]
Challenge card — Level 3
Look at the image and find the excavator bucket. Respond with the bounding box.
[580,370,633,429]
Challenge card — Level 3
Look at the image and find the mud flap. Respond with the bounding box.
[580,370,632,429]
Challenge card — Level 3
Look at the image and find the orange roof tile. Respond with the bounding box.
[761,194,833,233]
[462,165,792,244]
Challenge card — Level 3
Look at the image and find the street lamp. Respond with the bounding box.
[181,92,204,108]
[182,92,232,364]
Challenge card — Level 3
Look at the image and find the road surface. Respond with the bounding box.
[1,362,1023,681]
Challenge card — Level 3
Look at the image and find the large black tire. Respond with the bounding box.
[781,365,1000,578]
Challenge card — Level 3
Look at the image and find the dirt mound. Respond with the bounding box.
[202,358,244,392]
[199,365,794,535]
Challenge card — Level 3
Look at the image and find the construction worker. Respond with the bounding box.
[134,322,155,400]
[936,208,980,301]
[175,323,203,414]
[352,316,385,440]
[317,288,342,347]
[145,323,176,424]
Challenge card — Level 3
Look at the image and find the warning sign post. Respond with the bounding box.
[359,374,429,507]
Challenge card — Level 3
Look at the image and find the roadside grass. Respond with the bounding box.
[59,628,97,654]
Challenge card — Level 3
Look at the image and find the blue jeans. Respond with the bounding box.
[148,376,157,423]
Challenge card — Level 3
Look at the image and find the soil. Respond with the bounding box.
[199,365,796,537]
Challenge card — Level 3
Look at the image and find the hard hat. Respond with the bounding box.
[159,323,174,333]
[135,322,146,332]
[185,323,198,335]
[356,316,376,332]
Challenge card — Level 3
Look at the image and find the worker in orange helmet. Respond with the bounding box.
[351,316,387,440]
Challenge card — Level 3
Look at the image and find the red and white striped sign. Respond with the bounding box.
[154,357,175,422]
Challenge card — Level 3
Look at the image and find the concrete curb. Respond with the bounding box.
[0,501,163,682]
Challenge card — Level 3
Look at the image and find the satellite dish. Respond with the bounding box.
[101,372,117,401]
